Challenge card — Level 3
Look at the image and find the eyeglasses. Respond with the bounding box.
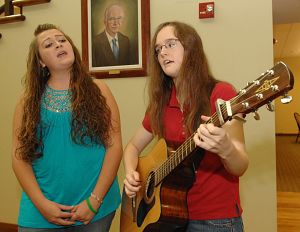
[108,17,123,22]
[155,39,180,56]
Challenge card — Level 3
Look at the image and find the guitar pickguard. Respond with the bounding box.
[137,195,155,227]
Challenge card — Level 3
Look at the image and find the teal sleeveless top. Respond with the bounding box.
[18,85,121,228]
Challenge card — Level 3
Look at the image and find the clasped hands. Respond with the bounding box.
[40,197,100,226]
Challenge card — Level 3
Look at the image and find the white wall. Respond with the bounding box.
[0,0,276,231]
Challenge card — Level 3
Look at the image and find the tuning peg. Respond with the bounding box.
[253,80,260,85]
[266,102,275,112]
[267,69,274,75]
[253,111,260,120]
[280,94,293,104]
[271,85,279,91]
[256,93,263,100]
[239,89,247,95]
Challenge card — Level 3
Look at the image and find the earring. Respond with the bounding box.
[40,66,50,79]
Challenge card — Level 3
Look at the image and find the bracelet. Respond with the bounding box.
[91,192,103,204]
[86,198,98,214]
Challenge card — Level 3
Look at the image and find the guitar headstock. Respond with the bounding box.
[231,61,294,116]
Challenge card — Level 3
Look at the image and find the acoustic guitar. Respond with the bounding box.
[120,61,294,232]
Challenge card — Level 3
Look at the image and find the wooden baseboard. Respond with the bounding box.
[276,133,297,136]
[0,222,18,232]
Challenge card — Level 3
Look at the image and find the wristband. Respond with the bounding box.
[86,198,98,214]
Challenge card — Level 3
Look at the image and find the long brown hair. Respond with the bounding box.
[148,21,218,138]
[18,24,111,162]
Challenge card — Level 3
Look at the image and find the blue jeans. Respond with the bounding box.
[186,217,244,232]
[18,211,115,232]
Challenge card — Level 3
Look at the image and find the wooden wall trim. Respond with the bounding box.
[0,222,18,232]
[276,133,297,136]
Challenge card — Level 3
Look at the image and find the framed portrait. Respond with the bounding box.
[81,0,150,78]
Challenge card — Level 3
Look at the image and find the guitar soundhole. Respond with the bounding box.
[146,171,155,199]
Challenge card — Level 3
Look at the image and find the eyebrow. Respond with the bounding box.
[155,38,178,46]
[41,34,65,44]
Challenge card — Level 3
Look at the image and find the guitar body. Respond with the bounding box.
[120,139,203,232]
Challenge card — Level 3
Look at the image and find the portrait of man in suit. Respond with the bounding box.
[92,3,133,67]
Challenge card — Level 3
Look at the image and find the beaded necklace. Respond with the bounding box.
[41,85,72,113]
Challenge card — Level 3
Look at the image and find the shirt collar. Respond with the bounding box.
[169,85,180,108]
[105,31,118,43]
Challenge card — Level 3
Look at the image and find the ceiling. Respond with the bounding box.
[273,0,300,58]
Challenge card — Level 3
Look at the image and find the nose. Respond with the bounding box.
[113,20,120,26]
[160,45,168,55]
[55,41,62,48]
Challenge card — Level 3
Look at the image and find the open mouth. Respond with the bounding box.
[163,60,173,65]
[57,51,67,58]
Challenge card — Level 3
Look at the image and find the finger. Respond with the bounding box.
[71,214,84,222]
[125,187,141,197]
[206,123,224,136]
[57,203,74,212]
[194,130,215,147]
[197,125,209,140]
[126,192,137,198]
[58,210,73,219]
[132,171,140,182]
[124,179,141,191]
[71,205,79,213]
[193,133,201,144]
[201,115,211,122]
[70,210,78,220]
[193,134,207,149]
[56,218,75,226]
[124,176,141,188]
[124,187,137,195]
[200,124,218,139]
[83,219,91,225]
[127,178,140,187]
[124,187,138,198]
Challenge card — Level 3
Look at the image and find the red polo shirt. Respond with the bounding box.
[142,82,242,220]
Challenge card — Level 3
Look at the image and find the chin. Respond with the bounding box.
[164,72,176,79]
